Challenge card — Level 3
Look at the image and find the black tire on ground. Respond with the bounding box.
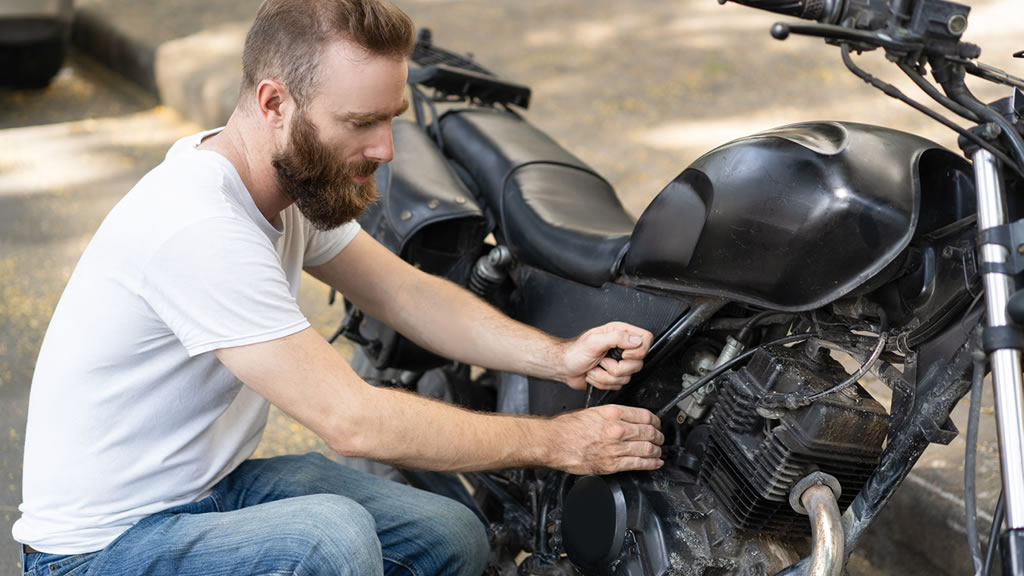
[0,35,67,89]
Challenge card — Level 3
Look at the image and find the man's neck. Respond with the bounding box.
[198,112,292,226]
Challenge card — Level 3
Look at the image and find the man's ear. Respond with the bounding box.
[255,79,292,129]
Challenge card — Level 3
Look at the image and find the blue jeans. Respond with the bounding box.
[20,453,489,575]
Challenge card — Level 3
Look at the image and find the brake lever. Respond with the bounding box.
[770,21,919,53]
[948,55,1024,91]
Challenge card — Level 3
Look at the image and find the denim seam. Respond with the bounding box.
[209,489,225,513]
[63,561,91,576]
[42,553,94,573]
[382,550,425,576]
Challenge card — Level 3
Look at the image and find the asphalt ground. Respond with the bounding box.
[2,0,1023,574]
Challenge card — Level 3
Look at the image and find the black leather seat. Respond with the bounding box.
[439,108,634,286]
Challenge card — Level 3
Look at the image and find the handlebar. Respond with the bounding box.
[719,0,844,24]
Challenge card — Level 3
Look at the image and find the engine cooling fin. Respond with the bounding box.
[698,344,889,535]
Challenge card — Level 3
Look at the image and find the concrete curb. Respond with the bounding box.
[70,3,250,128]
[72,5,159,96]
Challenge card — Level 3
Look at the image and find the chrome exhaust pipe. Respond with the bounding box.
[790,473,844,576]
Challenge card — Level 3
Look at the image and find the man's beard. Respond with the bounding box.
[272,110,380,231]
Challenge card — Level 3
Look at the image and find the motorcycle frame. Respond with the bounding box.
[388,5,1024,570]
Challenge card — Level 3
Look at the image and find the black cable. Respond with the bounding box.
[737,310,787,344]
[898,62,980,123]
[757,308,888,410]
[803,307,888,402]
[654,332,818,419]
[966,352,987,575]
[535,472,563,555]
[984,489,1005,575]
[840,46,1024,178]
[942,79,1024,175]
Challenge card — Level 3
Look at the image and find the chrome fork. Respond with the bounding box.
[973,148,1024,530]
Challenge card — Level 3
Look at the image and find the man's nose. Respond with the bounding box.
[365,123,394,164]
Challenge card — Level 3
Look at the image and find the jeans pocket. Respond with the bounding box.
[44,552,96,576]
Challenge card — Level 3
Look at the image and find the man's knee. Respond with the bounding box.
[450,502,489,575]
[280,494,383,575]
[419,497,489,575]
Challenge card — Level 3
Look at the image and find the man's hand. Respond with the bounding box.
[561,322,654,391]
[549,404,664,475]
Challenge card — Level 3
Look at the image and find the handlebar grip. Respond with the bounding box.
[606,347,624,361]
[725,0,839,23]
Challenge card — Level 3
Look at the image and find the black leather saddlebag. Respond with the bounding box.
[350,119,488,371]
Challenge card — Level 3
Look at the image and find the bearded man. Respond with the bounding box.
[12,1,664,574]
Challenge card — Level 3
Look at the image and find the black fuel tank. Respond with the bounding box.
[622,122,971,311]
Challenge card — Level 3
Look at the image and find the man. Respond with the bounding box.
[13,0,665,574]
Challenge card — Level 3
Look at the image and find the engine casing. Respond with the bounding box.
[561,343,890,575]
[699,344,889,534]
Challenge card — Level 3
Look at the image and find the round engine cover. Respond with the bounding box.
[561,475,627,570]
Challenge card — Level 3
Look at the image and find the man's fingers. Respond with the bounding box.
[609,439,662,459]
[624,423,664,445]
[582,323,653,358]
[610,456,664,473]
[583,328,629,358]
[599,357,643,377]
[608,324,653,357]
[613,405,662,429]
[585,367,630,390]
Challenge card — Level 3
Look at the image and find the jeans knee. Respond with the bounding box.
[429,498,489,576]
[284,494,383,575]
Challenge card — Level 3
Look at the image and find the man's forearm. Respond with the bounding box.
[336,379,663,475]
[218,324,663,477]
[337,383,557,472]
[379,270,570,382]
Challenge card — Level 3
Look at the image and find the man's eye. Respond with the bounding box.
[351,120,374,129]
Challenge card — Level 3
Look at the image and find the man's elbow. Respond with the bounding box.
[324,424,369,459]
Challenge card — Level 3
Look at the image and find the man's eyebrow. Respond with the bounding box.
[342,99,410,123]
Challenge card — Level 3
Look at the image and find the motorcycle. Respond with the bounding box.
[329,0,1024,573]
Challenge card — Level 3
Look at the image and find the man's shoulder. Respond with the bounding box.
[91,141,259,269]
[122,145,245,224]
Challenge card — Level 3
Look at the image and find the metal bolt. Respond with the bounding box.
[947,14,967,36]
[427,199,440,209]
[400,210,412,221]
[455,197,466,205]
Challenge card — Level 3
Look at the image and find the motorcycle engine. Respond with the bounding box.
[562,343,889,575]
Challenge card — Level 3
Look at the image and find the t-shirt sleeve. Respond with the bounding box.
[139,217,310,357]
[303,220,361,267]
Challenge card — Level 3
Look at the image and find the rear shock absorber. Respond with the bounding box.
[468,246,513,300]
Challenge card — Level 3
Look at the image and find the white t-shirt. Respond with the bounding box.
[12,128,360,554]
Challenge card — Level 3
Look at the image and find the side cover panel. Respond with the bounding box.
[511,266,690,416]
[623,122,959,311]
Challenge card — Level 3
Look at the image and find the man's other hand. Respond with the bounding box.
[561,322,653,391]
[551,404,664,474]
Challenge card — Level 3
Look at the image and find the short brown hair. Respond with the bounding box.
[240,0,415,107]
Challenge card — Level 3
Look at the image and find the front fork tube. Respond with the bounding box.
[973,148,1024,572]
